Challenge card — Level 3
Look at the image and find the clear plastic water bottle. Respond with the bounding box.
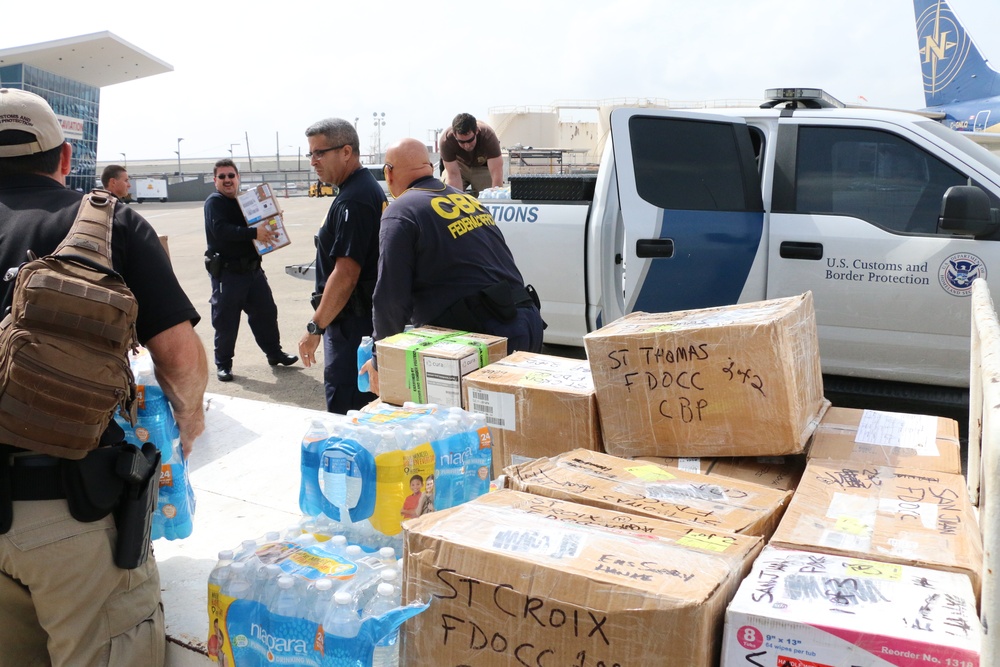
[270,575,301,618]
[254,563,283,607]
[222,561,254,600]
[363,583,400,667]
[309,577,335,624]
[357,336,374,393]
[208,549,235,588]
[325,590,361,638]
[299,419,330,517]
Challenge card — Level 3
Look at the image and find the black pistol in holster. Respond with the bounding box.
[113,442,161,569]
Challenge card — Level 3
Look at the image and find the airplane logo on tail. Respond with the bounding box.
[915,1,967,95]
[912,0,1000,132]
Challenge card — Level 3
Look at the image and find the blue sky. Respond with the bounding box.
[6,0,1000,161]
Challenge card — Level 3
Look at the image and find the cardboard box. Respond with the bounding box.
[376,326,507,408]
[464,351,601,477]
[237,184,291,255]
[504,448,791,538]
[808,407,962,474]
[769,459,983,594]
[635,455,806,492]
[249,213,291,255]
[583,292,827,458]
[402,489,763,667]
[237,183,282,224]
[721,545,980,667]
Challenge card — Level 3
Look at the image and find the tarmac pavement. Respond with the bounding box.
[135,194,333,412]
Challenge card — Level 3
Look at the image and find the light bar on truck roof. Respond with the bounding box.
[762,87,845,109]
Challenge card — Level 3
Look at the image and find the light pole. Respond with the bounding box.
[354,117,359,130]
[175,138,184,177]
[373,112,385,162]
[229,143,240,158]
[120,152,126,170]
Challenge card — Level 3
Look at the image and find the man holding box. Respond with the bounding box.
[298,118,385,414]
[204,159,297,382]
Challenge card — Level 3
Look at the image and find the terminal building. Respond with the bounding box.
[0,32,171,191]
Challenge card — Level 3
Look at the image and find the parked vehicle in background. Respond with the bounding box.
[130,177,168,203]
[493,87,1000,408]
[309,181,336,198]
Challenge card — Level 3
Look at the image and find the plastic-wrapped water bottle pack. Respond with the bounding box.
[299,402,492,552]
[115,348,195,540]
[207,526,424,667]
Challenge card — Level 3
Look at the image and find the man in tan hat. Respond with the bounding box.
[0,88,208,667]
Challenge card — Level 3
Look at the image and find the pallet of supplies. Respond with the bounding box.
[402,489,762,667]
[583,292,828,458]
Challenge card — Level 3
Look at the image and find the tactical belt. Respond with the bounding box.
[9,454,64,500]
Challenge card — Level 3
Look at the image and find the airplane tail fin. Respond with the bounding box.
[913,0,1000,107]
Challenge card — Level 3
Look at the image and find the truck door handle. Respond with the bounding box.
[636,238,674,258]
[779,241,823,260]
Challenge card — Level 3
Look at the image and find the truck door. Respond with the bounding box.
[765,120,1000,386]
[609,109,765,315]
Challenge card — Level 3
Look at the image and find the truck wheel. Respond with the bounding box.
[136,198,144,204]
[160,198,167,203]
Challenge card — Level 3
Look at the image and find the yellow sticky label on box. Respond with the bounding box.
[677,530,736,553]
[835,515,870,535]
[842,559,903,580]
[626,465,676,482]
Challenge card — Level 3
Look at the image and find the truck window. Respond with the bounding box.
[629,116,755,211]
[794,126,968,235]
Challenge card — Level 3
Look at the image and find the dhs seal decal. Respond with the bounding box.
[939,253,986,296]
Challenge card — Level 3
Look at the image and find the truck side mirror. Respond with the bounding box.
[938,185,998,238]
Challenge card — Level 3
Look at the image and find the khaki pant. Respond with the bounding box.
[458,162,494,197]
[0,499,164,667]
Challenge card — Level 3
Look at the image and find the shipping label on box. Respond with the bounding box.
[376,326,506,408]
[249,213,290,256]
[808,407,962,474]
[465,351,602,476]
[403,489,762,667]
[237,183,281,223]
[770,459,983,594]
[722,545,980,667]
[505,448,791,538]
[583,292,827,459]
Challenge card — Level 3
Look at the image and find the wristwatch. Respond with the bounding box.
[306,320,325,335]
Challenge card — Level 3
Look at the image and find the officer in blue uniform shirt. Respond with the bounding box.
[203,159,296,382]
[364,138,543,392]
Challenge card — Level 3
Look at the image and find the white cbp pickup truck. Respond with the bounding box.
[490,88,1000,408]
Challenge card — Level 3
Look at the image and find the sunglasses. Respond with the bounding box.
[455,134,477,145]
[306,144,346,159]
[217,173,237,180]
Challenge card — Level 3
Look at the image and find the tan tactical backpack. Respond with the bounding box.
[0,189,138,459]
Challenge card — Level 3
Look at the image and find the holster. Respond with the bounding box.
[204,252,223,279]
[112,442,160,570]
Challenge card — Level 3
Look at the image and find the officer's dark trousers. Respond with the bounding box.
[209,268,282,370]
[323,314,377,415]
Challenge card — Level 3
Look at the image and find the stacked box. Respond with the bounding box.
[583,292,827,458]
[635,455,806,492]
[808,407,962,474]
[403,489,763,667]
[463,351,602,477]
[769,459,983,593]
[504,448,791,538]
[722,546,980,667]
[236,183,290,255]
[375,326,507,408]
